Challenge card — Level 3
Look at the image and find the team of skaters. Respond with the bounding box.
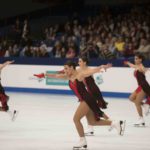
[1,52,150,150]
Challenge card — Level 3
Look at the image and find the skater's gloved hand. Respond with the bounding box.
[34,73,45,78]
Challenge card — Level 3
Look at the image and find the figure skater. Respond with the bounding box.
[124,53,150,126]
[78,56,109,135]
[0,60,18,121]
[45,61,125,150]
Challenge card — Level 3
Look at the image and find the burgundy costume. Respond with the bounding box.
[0,81,9,111]
[134,70,150,104]
[84,76,107,108]
[69,79,104,118]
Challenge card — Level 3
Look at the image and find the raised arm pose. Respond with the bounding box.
[125,53,150,126]
[46,61,125,150]
[78,56,110,135]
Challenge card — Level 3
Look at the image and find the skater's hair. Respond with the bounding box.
[64,61,77,69]
[135,52,145,62]
[79,56,89,65]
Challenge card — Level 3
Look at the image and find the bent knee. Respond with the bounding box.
[87,119,97,126]
[129,96,135,102]
[88,121,96,126]
[134,100,142,105]
[73,116,81,124]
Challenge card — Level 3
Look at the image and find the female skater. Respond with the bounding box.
[0,60,18,121]
[78,56,108,109]
[34,59,110,135]
[125,53,150,126]
[78,56,109,135]
[46,61,125,150]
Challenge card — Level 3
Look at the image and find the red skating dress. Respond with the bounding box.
[69,79,104,118]
[134,70,142,93]
[0,78,9,111]
[134,70,150,104]
[84,76,107,108]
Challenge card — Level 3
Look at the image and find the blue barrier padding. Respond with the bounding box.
[0,57,150,67]
[4,87,74,95]
[102,92,130,98]
[4,87,130,98]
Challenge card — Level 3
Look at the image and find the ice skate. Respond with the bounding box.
[111,120,126,135]
[84,125,94,136]
[7,110,19,121]
[73,138,87,150]
[11,110,19,121]
[143,104,150,116]
[134,117,145,127]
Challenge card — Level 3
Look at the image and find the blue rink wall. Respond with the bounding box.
[4,87,130,98]
[1,57,150,99]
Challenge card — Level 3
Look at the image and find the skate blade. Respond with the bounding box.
[73,145,87,150]
[134,123,145,127]
[73,148,88,150]
[85,134,94,136]
[12,110,19,121]
[120,120,126,136]
[85,132,94,136]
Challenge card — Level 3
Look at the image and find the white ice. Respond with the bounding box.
[0,92,150,150]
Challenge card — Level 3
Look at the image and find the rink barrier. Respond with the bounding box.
[0,57,150,67]
[1,57,150,99]
[4,87,130,98]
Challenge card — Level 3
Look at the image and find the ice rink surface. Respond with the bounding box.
[0,92,150,150]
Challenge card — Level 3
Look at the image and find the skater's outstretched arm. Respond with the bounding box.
[45,72,68,79]
[124,61,147,73]
[0,60,14,70]
[124,61,136,68]
[80,63,112,78]
[34,70,67,79]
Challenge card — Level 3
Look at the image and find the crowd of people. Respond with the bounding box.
[0,6,150,60]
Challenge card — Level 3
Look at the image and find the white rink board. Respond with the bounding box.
[1,64,150,93]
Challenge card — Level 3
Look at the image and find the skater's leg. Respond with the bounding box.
[73,101,89,149]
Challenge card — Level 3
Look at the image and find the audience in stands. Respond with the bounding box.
[0,6,150,60]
